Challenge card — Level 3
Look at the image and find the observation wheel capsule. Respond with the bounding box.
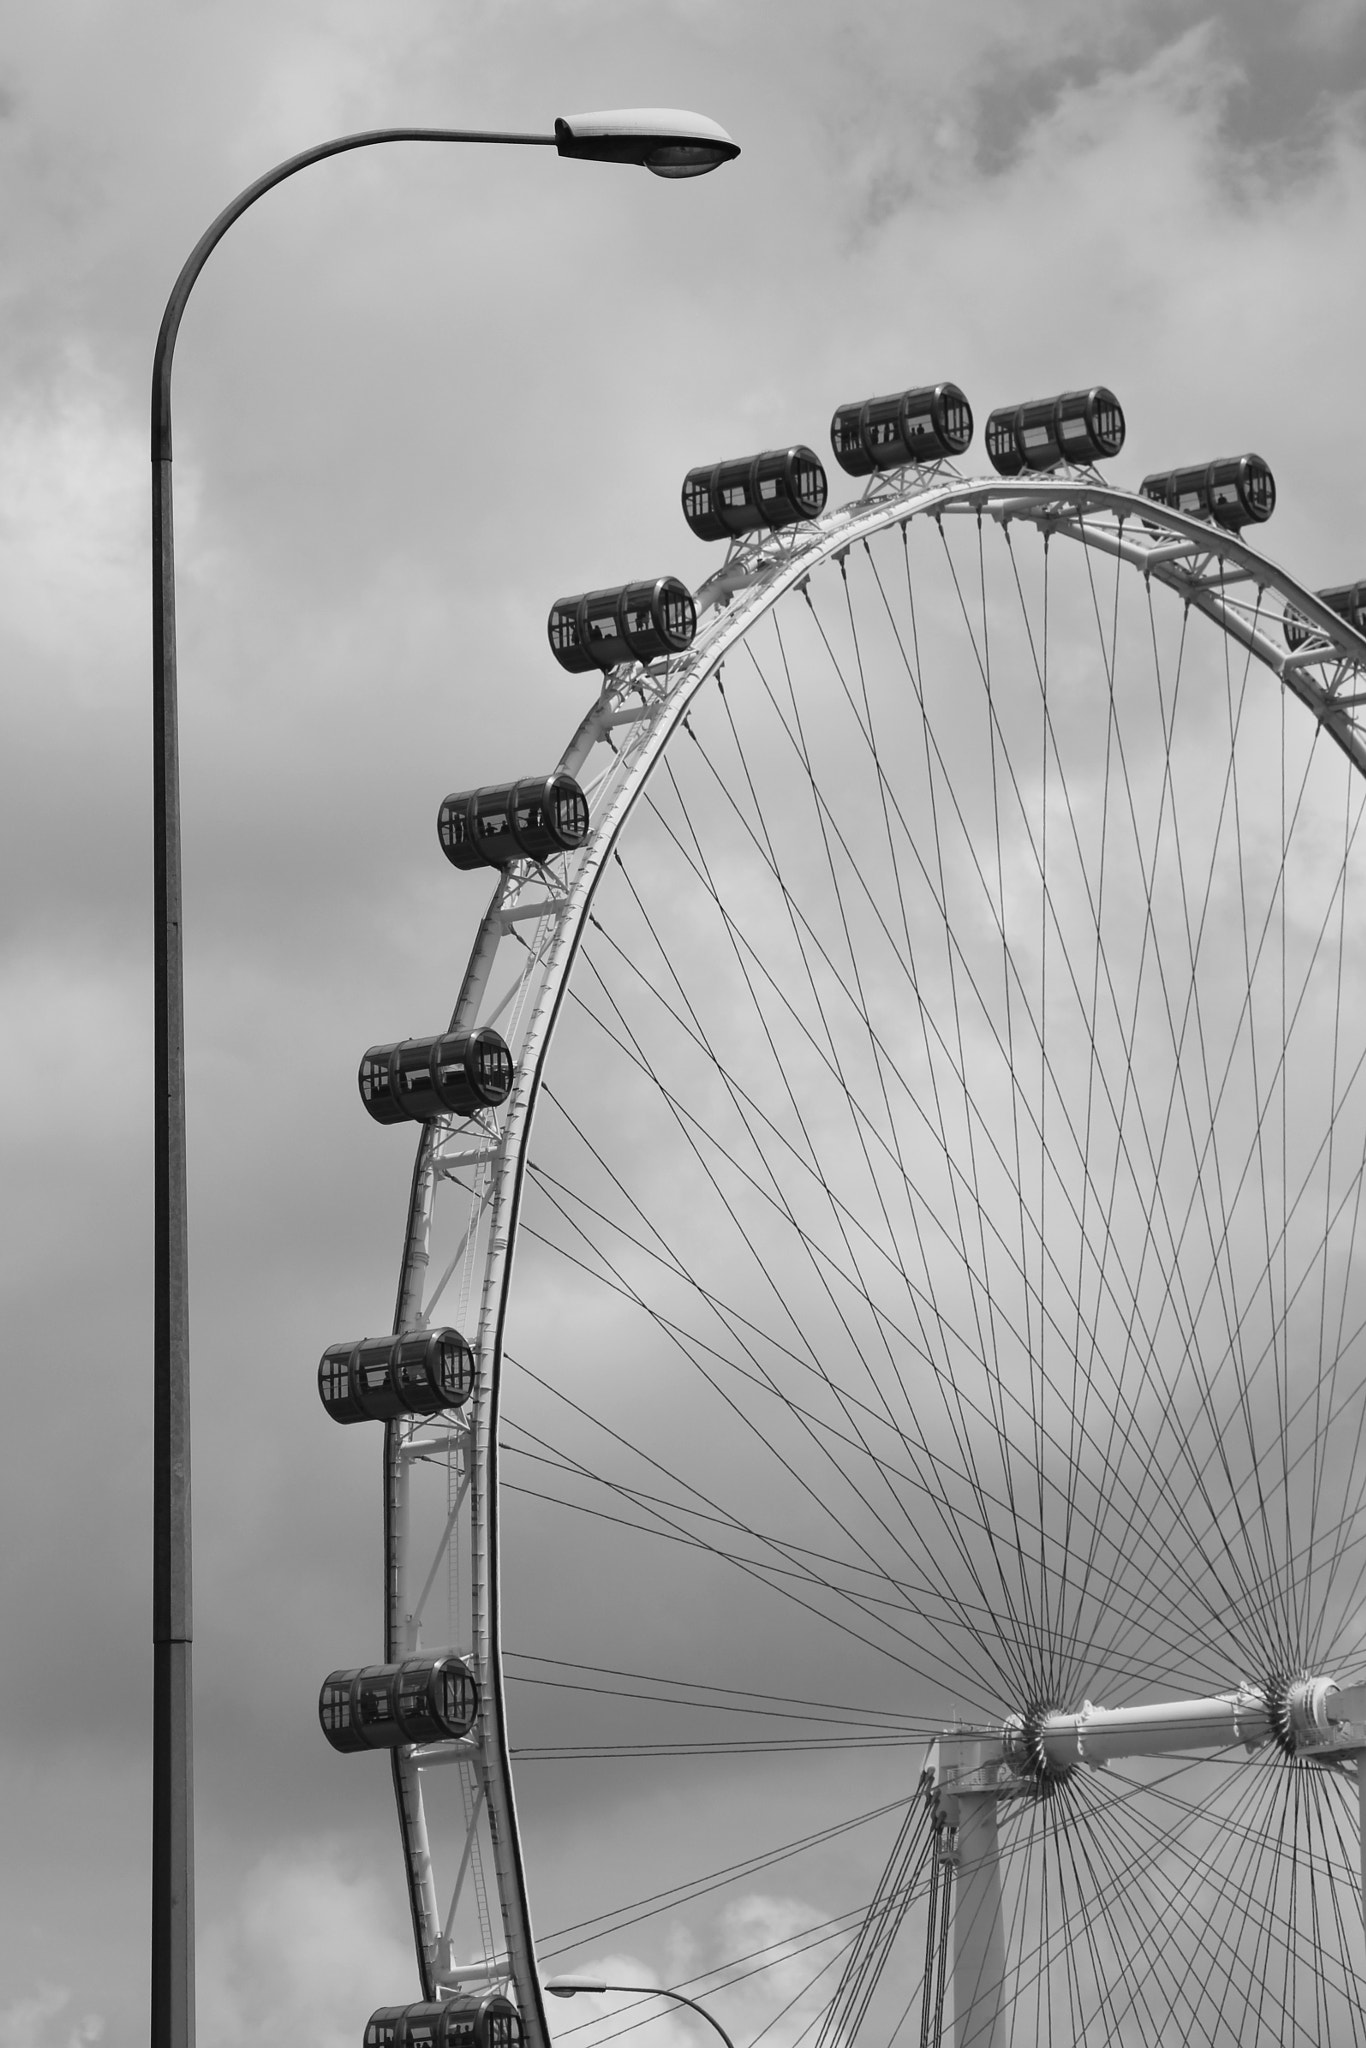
[319,1651,480,1753]
[1140,452,1276,531]
[317,1327,475,1424]
[437,773,589,870]
[1283,578,1366,650]
[546,577,697,673]
[358,1027,513,1125]
[986,386,1125,474]
[829,381,973,475]
[681,445,828,541]
[364,1995,525,2048]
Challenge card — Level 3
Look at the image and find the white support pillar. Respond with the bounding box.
[953,1793,1006,2048]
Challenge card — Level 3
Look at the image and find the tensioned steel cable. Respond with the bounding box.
[500,506,1366,2035]
[696,618,1269,1646]
[507,1346,1013,1705]
[536,1794,916,1952]
[504,1429,1229,1692]
[540,956,1032,1702]
[610,753,1228,1662]
[938,517,1265,1688]
[606,801,976,1631]
[739,600,969,1573]
[610,737,1294,1695]
[540,937,1261,1703]
[933,528,1366,1695]
[522,1112,1016,1702]
[518,1105,1245,1695]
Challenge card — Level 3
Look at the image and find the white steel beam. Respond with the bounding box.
[1030,1687,1268,1770]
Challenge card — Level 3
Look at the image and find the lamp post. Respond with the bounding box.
[151,105,738,2048]
[545,1980,738,2048]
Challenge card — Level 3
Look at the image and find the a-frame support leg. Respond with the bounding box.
[953,1792,1005,2048]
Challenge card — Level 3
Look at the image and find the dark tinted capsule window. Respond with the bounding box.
[794,457,824,506]
[319,1349,350,1405]
[1246,465,1274,515]
[662,587,695,640]
[397,1666,427,1723]
[832,410,863,458]
[547,607,579,655]
[867,409,900,450]
[319,1679,352,1733]
[358,1673,394,1723]
[441,1665,475,1728]
[552,786,588,838]
[683,476,711,521]
[479,1042,512,1091]
[986,415,1014,457]
[437,1337,468,1400]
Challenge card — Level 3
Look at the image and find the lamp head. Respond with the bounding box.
[554,108,739,177]
[545,1980,609,1998]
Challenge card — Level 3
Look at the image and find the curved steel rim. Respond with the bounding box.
[380,463,1366,2035]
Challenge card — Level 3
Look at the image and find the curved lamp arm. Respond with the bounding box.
[151,127,554,460]
[544,1981,737,2048]
[151,109,736,2048]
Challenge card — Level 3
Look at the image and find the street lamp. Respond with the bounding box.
[150,106,738,2048]
[545,1980,738,2048]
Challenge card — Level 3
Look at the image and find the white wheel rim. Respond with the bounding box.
[377,463,1366,2046]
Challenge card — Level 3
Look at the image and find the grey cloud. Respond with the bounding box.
[5,1,1366,2040]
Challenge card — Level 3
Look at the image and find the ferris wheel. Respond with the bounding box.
[315,379,1366,2048]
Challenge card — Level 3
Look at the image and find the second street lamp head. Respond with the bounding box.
[554,107,739,176]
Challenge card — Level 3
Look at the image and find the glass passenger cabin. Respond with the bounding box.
[358,1028,513,1126]
[1140,454,1276,532]
[830,382,973,475]
[438,773,589,870]
[547,578,697,673]
[365,1996,524,2048]
[682,446,827,541]
[986,388,1125,475]
[318,1326,475,1424]
[1283,579,1366,650]
[319,1652,479,1753]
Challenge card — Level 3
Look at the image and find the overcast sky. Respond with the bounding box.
[6,3,1366,2045]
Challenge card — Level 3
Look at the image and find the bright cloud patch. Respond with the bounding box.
[198,1847,413,2048]
[0,1988,102,2048]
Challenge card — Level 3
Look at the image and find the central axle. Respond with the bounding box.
[921,1676,1366,2048]
[1005,1671,1345,1776]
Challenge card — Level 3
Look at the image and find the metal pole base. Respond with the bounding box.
[151,1639,195,2048]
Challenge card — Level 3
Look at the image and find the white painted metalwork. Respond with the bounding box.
[922,1676,1366,2045]
[373,458,1366,2039]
